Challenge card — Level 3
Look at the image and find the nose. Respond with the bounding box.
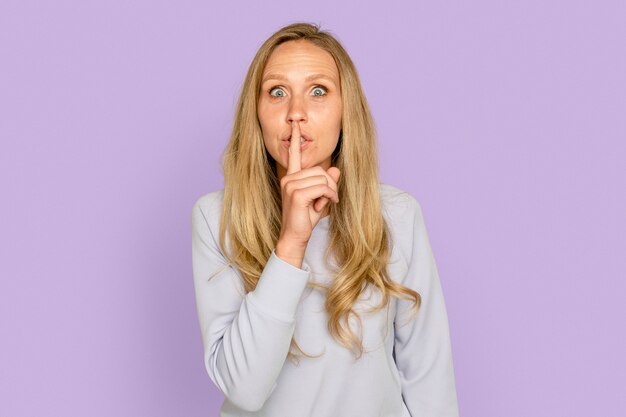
[286,94,307,124]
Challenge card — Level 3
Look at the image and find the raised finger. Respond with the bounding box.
[287,121,302,175]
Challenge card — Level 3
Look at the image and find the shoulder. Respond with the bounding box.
[191,189,225,237]
[379,182,423,222]
[378,183,427,259]
[192,189,225,219]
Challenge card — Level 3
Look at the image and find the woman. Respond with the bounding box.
[191,22,460,417]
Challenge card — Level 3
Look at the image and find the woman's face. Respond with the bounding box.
[258,39,342,179]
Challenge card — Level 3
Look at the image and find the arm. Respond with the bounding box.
[191,195,310,412]
[393,196,460,417]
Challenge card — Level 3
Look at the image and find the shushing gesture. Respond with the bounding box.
[276,121,341,264]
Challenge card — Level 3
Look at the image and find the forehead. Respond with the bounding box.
[262,40,339,81]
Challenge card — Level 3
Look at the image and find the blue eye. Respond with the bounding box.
[268,85,328,98]
[269,87,285,97]
[312,86,327,96]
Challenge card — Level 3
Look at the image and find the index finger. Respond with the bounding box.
[287,120,302,175]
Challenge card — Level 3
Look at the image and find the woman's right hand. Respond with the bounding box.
[276,121,341,266]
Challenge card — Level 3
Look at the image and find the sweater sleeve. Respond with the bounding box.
[191,196,311,412]
[393,196,460,417]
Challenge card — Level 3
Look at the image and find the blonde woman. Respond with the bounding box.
[191,22,460,417]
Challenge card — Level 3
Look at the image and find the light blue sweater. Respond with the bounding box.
[191,183,459,416]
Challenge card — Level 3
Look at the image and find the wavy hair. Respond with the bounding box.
[215,22,421,364]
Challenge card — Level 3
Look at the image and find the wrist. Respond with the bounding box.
[275,239,307,269]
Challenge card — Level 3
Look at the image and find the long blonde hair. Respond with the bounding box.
[216,22,420,364]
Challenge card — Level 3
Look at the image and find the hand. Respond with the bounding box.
[278,121,341,250]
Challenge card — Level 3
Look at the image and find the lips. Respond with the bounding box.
[282,132,313,142]
[281,136,312,151]
[282,131,312,152]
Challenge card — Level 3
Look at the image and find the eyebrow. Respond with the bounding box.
[261,73,337,85]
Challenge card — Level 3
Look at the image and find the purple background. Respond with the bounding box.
[1,1,624,416]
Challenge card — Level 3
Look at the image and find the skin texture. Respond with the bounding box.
[257,39,342,267]
[258,39,343,184]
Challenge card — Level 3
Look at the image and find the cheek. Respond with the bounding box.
[317,101,342,131]
[323,105,342,141]
[257,102,276,129]
[258,110,276,150]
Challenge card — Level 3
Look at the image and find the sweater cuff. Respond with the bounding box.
[247,249,311,323]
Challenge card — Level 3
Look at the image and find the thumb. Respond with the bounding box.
[327,166,341,185]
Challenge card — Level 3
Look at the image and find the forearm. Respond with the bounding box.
[201,250,312,411]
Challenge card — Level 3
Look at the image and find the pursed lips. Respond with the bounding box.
[281,134,312,150]
[282,131,313,142]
